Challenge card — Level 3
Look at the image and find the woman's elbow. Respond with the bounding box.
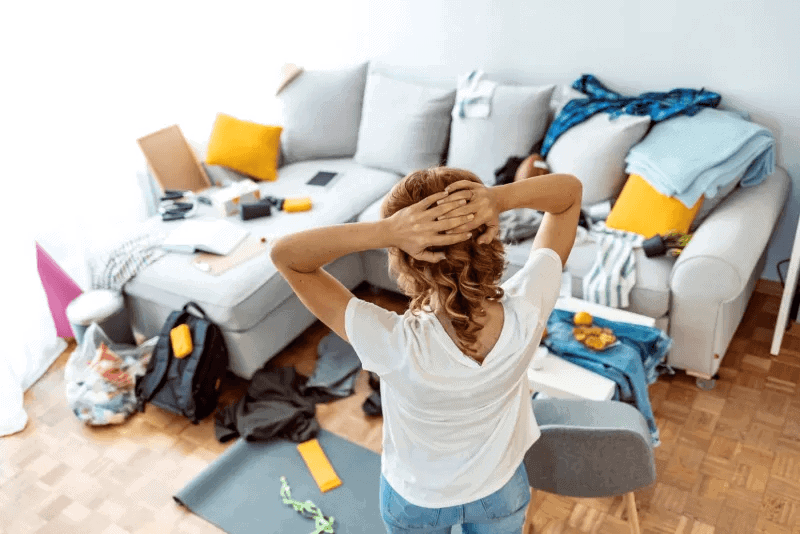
[567,176,583,204]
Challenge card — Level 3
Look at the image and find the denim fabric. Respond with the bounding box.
[379,463,530,534]
[542,309,673,447]
[540,74,721,157]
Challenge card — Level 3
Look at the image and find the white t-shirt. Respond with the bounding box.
[344,247,563,508]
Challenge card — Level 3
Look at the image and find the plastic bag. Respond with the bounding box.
[65,323,157,425]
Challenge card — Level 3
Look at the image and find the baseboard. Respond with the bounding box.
[755,278,783,297]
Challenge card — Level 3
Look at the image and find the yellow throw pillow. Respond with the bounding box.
[605,174,703,238]
[205,113,282,181]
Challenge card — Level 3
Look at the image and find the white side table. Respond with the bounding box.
[771,217,800,355]
[527,297,657,401]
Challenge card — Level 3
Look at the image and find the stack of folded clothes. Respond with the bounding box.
[542,309,673,447]
[625,107,776,208]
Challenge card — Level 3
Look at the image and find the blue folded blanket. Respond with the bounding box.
[625,107,776,208]
[543,309,673,447]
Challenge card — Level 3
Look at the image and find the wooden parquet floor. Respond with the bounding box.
[2,282,800,534]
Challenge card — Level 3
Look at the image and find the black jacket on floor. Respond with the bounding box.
[214,366,320,443]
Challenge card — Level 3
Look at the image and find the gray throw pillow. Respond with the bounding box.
[279,63,368,164]
[354,73,456,176]
[546,113,651,206]
[447,83,555,185]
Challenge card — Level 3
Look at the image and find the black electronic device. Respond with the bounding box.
[241,201,272,221]
[173,202,195,211]
[307,171,337,187]
[162,212,186,221]
[161,190,188,201]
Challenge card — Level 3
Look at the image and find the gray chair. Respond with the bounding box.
[524,398,657,534]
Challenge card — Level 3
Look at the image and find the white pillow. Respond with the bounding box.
[354,74,456,176]
[546,113,651,205]
[549,85,587,120]
[446,83,555,185]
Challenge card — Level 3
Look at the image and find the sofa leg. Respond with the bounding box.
[686,370,720,390]
[695,377,717,390]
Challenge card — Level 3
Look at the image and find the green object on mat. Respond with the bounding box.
[280,476,336,534]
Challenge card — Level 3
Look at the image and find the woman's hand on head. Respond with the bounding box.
[386,190,475,263]
[435,181,500,245]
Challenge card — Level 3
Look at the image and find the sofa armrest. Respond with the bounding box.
[671,166,790,302]
[668,166,790,375]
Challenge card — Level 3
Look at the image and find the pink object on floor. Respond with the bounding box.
[36,242,83,338]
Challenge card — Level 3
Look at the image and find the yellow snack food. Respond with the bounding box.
[572,325,617,351]
[573,311,593,326]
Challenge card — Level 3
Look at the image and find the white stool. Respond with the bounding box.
[66,289,135,345]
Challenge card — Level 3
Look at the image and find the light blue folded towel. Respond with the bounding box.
[625,107,776,208]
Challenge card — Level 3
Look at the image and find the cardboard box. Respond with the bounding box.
[137,125,212,193]
[207,180,262,216]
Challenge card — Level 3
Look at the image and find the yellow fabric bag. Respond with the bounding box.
[205,113,282,181]
[297,439,342,493]
[605,174,703,239]
[170,324,193,359]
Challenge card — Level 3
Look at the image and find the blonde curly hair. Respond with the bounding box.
[380,167,507,356]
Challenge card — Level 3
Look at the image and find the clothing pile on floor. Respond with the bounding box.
[214,331,380,443]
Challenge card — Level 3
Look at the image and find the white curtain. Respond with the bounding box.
[0,1,369,436]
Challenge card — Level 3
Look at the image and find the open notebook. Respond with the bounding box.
[162,219,249,256]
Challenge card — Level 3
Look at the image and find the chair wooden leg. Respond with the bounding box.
[522,488,536,534]
[625,492,641,534]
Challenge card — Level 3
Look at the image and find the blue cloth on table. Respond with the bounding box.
[625,107,776,208]
[540,74,720,158]
[542,309,673,447]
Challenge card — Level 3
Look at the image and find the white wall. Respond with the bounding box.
[4,0,798,285]
[347,0,799,282]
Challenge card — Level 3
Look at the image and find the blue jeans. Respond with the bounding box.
[380,463,530,533]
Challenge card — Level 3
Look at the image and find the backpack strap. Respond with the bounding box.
[135,308,188,412]
[184,301,209,320]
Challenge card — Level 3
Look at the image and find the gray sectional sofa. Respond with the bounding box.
[127,61,790,388]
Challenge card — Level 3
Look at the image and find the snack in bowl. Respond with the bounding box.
[572,325,617,351]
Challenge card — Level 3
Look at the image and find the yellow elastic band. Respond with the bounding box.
[296,439,342,493]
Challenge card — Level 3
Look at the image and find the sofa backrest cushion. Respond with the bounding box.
[446,82,555,185]
[278,63,368,165]
[354,73,456,176]
[546,112,651,206]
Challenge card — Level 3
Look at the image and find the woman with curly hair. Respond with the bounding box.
[271,167,582,534]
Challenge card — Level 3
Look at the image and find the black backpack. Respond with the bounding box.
[135,302,229,424]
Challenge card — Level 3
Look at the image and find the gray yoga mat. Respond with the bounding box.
[174,428,465,533]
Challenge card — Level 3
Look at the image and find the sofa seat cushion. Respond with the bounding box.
[505,238,675,318]
[125,159,401,331]
[358,194,674,319]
